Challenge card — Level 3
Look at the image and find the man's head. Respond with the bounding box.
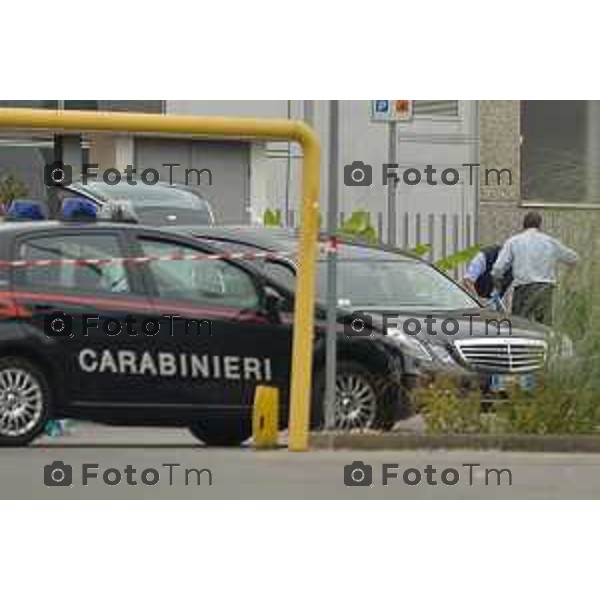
[523,211,542,230]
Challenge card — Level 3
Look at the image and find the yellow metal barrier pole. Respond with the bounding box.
[0,108,320,452]
[287,126,320,451]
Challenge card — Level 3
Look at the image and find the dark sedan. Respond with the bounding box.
[178,225,550,396]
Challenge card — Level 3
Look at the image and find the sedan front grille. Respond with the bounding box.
[454,338,547,374]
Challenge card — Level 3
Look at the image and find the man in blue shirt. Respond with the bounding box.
[463,245,512,307]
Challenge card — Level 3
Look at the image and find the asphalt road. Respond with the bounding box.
[2,423,600,498]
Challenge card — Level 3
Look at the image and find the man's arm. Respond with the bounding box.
[491,241,512,280]
[554,239,579,266]
[462,252,486,295]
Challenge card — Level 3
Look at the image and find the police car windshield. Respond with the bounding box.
[75,182,214,226]
[317,250,478,311]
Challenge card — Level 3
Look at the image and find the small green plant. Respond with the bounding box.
[434,245,481,272]
[262,208,379,244]
[410,243,431,258]
[407,243,481,271]
[263,208,282,227]
[0,173,28,209]
[338,211,377,243]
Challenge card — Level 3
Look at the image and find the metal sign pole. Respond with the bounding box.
[387,119,397,246]
[324,100,339,429]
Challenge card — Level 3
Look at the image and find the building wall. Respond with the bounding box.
[0,101,162,207]
[479,100,520,202]
[167,100,479,255]
[134,138,250,224]
[0,100,480,250]
[478,100,600,259]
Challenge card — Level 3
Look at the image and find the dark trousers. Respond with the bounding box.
[512,283,555,326]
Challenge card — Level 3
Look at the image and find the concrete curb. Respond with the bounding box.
[309,432,600,453]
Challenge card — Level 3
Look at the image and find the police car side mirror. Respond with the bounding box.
[263,286,285,322]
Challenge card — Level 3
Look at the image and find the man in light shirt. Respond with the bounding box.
[492,211,578,325]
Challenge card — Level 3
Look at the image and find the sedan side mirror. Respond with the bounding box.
[264,286,285,322]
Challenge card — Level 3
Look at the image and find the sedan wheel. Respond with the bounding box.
[333,369,378,430]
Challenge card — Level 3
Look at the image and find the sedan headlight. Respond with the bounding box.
[427,343,457,366]
[386,329,432,362]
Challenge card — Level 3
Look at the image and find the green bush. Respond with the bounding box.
[415,377,485,434]
[551,251,600,392]
[495,380,600,435]
[416,373,600,436]
[338,211,377,243]
[434,246,481,272]
[263,208,282,227]
[0,173,28,209]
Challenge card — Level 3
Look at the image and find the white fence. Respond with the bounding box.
[286,209,477,267]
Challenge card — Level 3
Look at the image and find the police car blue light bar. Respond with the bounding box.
[60,196,139,223]
[61,196,99,220]
[6,199,48,221]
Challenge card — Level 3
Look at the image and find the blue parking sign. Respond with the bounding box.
[375,100,389,113]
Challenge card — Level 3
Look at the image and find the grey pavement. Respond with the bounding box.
[1,423,600,498]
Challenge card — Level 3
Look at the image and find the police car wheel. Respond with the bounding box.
[0,357,51,446]
[189,418,252,447]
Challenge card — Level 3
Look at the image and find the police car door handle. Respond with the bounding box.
[236,309,269,324]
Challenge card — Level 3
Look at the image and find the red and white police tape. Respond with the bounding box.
[0,249,298,269]
[0,237,344,269]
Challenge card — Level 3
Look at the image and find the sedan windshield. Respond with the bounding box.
[194,237,479,312]
[318,255,478,311]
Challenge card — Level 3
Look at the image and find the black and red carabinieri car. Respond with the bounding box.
[0,213,416,446]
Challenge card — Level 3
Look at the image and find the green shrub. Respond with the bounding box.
[415,377,488,434]
[409,244,431,258]
[0,173,28,209]
[263,208,282,227]
[416,373,600,436]
[338,211,377,243]
[434,245,481,272]
[494,380,600,435]
[551,252,600,392]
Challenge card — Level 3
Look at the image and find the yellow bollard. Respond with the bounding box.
[253,386,280,448]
